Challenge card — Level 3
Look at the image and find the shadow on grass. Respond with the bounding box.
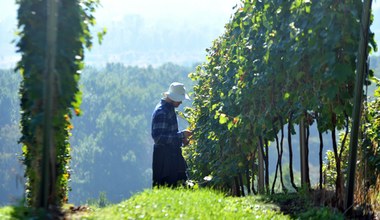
[252,189,377,219]
[9,205,64,219]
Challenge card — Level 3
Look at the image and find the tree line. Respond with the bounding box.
[0,63,194,205]
[68,63,194,204]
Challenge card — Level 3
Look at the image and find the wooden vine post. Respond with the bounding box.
[345,0,372,214]
[40,0,59,209]
[258,144,265,194]
[299,118,308,189]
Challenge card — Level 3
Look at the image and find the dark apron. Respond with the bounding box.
[152,144,187,187]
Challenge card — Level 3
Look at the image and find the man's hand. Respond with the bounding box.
[183,130,192,139]
[182,130,192,146]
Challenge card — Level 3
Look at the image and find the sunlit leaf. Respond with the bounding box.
[219,113,228,124]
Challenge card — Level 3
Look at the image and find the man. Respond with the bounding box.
[151,82,192,187]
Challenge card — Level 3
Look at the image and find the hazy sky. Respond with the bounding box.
[0,0,242,67]
[1,0,380,26]
[95,1,380,57]
[2,0,379,23]
[94,0,240,22]
[1,0,380,63]
[0,0,240,24]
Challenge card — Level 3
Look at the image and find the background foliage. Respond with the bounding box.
[0,63,193,205]
[68,63,194,204]
[1,53,380,206]
[0,69,23,206]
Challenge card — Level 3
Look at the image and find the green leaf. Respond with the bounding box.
[219,113,228,124]
[97,27,107,45]
[333,64,353,81]
[227,121,234,130]
[305,5,311,14]
[284,92,290,100]
[211,104,219,110]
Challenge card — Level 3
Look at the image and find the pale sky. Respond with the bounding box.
[1,0,380,63]
[1,0,379,26]
[94,0,380,55]
[374,0,380,10]
[95,1,240,35]
[0,0,241,27]
[94,0,240,21]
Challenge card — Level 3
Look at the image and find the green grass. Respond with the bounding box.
[0,188,344,219]
[0,205,33,220]
[84,188,289,220]
[0,206,14,220]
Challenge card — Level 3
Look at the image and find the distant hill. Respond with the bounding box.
[0,3,234,68]
[85,14,230,67]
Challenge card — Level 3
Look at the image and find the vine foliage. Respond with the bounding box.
[185,0,377,208]
[16,0,101,208]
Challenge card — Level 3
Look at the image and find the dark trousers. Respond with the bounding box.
[153,172,187,188]
[152,144,188,188]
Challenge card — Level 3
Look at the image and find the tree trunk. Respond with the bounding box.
[264,138,270,193]
[299,118,308,189]
[339,112,349,160]
[271,124,280,194]
[305,121,311,188]
[331,113,343,209]
[251,147,258,194]
[239,173,245,196]
[288,112,298,191]
[279,116,287,192]
[316,115,324,190]
[233,176,241,197]
[245,160,251,195]
[257,137,265,194]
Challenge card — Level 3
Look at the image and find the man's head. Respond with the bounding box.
[164,82,190,107]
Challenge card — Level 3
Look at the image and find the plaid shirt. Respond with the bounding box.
[151,99,183,147]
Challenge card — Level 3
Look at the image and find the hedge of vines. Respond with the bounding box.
[16,0,100,207]
[325,85,380,207]
[185,0,377,205]
[360,94,380,204]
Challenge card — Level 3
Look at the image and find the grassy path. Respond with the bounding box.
[84,188,289,219]
[82,188,343,219]
[0,188,344,219]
